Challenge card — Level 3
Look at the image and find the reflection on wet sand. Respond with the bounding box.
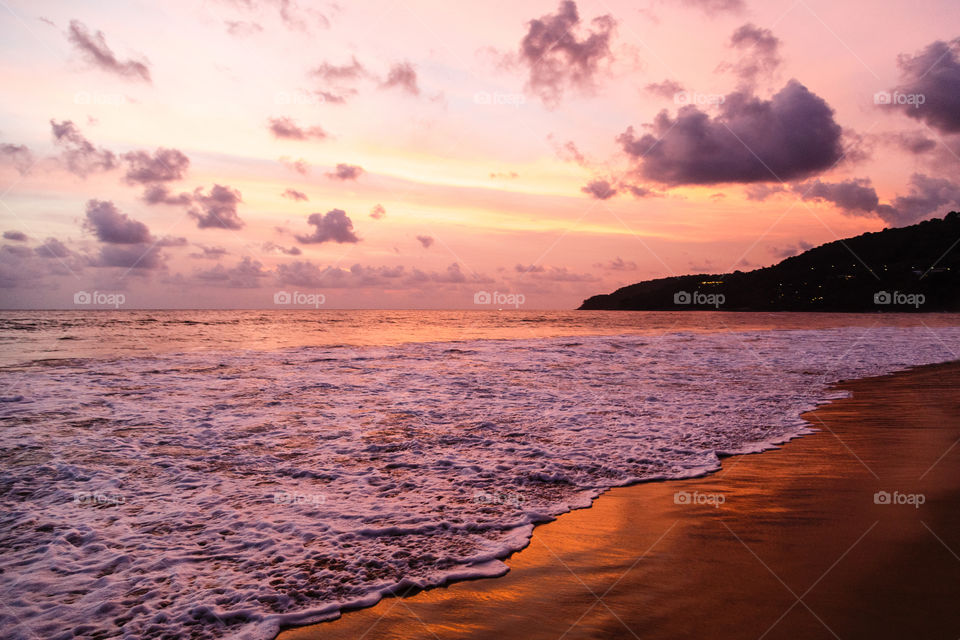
[280,361,960,640]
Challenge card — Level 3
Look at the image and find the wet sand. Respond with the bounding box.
[279,361,960,639]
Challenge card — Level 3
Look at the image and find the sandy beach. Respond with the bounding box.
[279,361,960,640]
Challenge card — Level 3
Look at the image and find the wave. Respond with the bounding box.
[0,327,958,639]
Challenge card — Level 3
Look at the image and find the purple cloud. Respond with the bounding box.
[883,38,960,133]
[380,62,419,96]
[83,200,152,244]
[726,23,781,85]
[268,117,328,141]
[581,179,617,200]
[295,209,360,244]
[619,81,844,185]
[280,156,309,175]
[50,120,117,177]
[326,163,364,181]
[0,143,33,175]
[282,188,309,201]
[794,173,960,225]
[518,1,616,106]
[195,257,268,288]
[67,20,151,83]
[143,184,193,206]
[122,148,190,184]
[189,185,245,230]
[644,79,684,100]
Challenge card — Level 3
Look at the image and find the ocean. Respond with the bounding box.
[2,310,959,639]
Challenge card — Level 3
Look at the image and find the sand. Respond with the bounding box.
[278,361,960,639]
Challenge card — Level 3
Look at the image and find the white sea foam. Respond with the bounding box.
[0,327,958,639]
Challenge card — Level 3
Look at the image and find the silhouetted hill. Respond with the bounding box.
[579,211,960,312]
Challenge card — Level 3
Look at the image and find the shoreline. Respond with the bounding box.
[278,360,960,639]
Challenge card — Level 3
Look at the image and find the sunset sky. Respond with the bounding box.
[1,0,958,308]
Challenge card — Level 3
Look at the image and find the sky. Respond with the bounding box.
[0,0,958,309]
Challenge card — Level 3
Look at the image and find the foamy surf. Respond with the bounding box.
[1,326,958,639]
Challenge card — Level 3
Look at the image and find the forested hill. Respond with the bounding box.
[579,211,960,312]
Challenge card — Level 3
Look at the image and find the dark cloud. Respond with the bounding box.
[3,231,28,242]
[189,185,245,230]
[156,236,188,247]
[369,204,386,219]
[619,80,844,185]
[515,263,545,273]
[878,174,960,225]
[280,156,309,175]
[416,235,434,248]
[794,178,879,213]
[275,260,331,288]
[316,90,349,105]
[282,188,309,201]
[581,179,617,199]
[261,241,302,256]
[887,131,937,155]
[83,200,152,244]
[518,1,616,106]
[0,143,33,175]
[67,20,151,83]
[744,183,787,201]
[644,79,684,99]
[311,57,367,103]
[34,237,71,259]
[794,173,960,225]
[679,0,744,15]
[326,163,364,181]
[195,257,268,288]
[267,117,328,141]
[122,148,190,184]
[94,244,165,269]
[143,184,193,206]
[593,257,638,271]
[623,183,658,198]
[771,240,813,259]
[885,38,960,133]
[548,136,589,167]
[50,119,117,177]
[380,62,419,96]
[312,57,367,82]
[726,23,781,85]
[190,245,229,260]
[296,209,360,244]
